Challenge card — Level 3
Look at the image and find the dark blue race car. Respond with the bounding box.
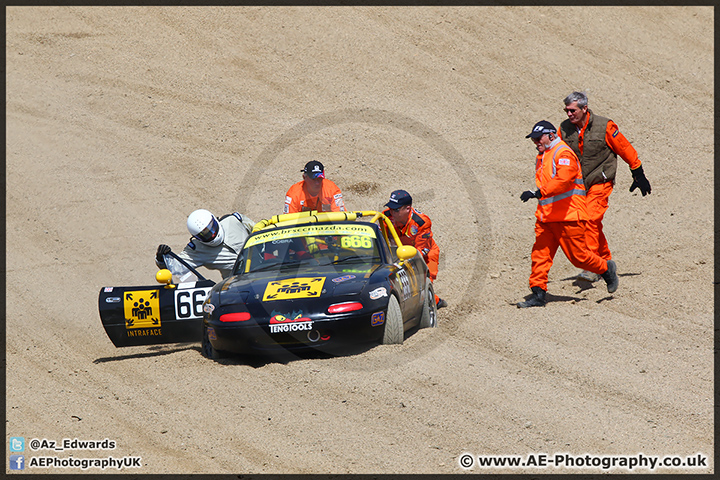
[99,211,438,360]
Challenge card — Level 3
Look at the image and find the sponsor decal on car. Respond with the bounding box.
[332,274,356,283]
[203,302,215,314]
[263,277,326,300]
[371,311,385,326]
[269,310,310,323]
[268,310,314,333]
[208,326,217,340]
[335,267,374,274]
[396,263,419,301]
[126,328,162,337]
[123,290,161,330]
[105,297,121,303]
[269,322,314,333]
[369,287,388,300]
[103,287,114,292]
[246,224,376,248]
[398,269,412,301]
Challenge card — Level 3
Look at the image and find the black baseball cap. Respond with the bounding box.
[385,190,413,209]
[526,120,557,138]
[302,161,325,179]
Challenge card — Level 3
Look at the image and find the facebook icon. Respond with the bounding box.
[10,455,25,470]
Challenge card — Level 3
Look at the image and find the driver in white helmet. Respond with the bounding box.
[155,209,255,278]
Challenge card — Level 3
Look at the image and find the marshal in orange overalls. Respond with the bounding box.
[381,207,440,281]
[529,139,609,291]
[284,178,345,214]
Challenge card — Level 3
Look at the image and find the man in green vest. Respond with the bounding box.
[559,91,652,282]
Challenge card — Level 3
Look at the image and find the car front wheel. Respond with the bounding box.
[201,324,227,359]
[381,294,404,345]
[420,282,438,329]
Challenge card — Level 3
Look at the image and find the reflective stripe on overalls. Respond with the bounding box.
[535,143,587,223]
[537,145,586,206]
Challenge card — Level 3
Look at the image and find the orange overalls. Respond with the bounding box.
[560,114,641,260]
[283,179,346,214]
[382,207,440,281]
[529,140,608,291]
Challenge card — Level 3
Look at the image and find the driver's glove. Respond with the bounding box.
[156,244,171,268]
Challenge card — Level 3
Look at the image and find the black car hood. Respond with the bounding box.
[219,263,382,305]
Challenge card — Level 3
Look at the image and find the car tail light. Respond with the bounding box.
[219,312,251,322]
[328,302,363,314]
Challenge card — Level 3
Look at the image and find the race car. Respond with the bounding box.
[98,210,438,359]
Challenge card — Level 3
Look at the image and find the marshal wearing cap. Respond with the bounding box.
[385,189,413,209]
[526,120,557,139]
[302,160,325,179]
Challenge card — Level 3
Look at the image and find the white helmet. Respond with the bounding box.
[187,209,225,247]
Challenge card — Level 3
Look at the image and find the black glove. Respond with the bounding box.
[156,244,171,265]
[629,165,651,196]
[520,190,541,202]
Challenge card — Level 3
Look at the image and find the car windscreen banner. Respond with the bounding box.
[246,224,376,248]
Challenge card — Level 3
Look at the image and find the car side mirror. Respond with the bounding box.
[155,269,176,289]
[396,245,417,261]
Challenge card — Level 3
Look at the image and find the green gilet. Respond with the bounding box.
[560,110,617,188]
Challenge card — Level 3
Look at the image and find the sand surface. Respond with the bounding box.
[5,5,714,475]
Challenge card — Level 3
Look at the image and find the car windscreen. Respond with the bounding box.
[238,223,381,274]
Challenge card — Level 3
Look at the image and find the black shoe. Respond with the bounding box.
[601,260,619,293]
[517,287,547,308]
[436,298,448,309]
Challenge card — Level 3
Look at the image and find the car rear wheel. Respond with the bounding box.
[201,324,227,359]
[420,282,438,329]
[381,294,404,345]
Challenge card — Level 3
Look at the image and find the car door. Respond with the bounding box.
[99,279,215,348]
